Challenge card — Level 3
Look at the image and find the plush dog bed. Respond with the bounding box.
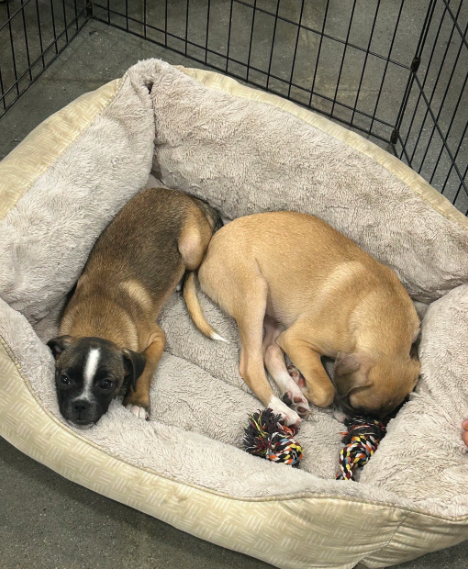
[1,59,468,569]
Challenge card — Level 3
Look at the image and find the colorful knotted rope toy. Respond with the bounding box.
[336,417,387,481]
[243,408,303,467]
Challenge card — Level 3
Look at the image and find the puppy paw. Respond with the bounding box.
[287,363,306,389]
[268,396,301,428]
[126,404,149,421]
[307,387,335,408]
[287,363,335,408]
[332,407,348,423]
[282,365,311,418]
[282,390,311,418]
[124,391,150,418]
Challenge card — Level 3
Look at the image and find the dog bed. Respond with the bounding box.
[1,59,468,569]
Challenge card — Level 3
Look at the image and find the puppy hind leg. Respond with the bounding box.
[194,251,300,427]
[261,315,282,358]
[236,288,301,428]
[262,316,310,418]
[178,209,213,271]
[264,343,311,419]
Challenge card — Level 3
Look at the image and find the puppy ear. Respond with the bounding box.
[122,349,146,391]
[47,336,74,359]
[334,353,361,377]
[333,352,372,397]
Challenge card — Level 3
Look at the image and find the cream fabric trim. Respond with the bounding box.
[365,509,468,568]
[0,79,122,223]
[178,67,468,233]
[1,335,468,569]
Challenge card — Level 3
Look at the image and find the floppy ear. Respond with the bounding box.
[333,352,372,397]
[334,353,361,377]
[122,349,146,391]
[47,336,74,359]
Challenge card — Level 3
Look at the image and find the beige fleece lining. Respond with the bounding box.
[0,79,122,223]
[179,66,468,233]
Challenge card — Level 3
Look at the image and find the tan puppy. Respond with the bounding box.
[48,188,221,426]
[184,211,421,426]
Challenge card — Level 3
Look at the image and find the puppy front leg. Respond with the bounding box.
[124,325,165,420]
[277,327,335,408]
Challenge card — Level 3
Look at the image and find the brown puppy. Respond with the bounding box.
[48,187,221,426]
[184,211,420,426]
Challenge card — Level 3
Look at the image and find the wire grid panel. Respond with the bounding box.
[91,0,468,211]
[0,0,90,118]
[92,0,432,144]
[395,0,468,214]
[1,0,467,212]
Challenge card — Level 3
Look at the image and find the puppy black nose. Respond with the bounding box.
[72,401,89,414]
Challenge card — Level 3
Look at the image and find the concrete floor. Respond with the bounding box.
[1,12,468,569]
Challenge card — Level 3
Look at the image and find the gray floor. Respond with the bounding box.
[1,15,468,569]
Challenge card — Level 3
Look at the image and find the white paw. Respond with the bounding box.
[268,396,301,427]
[281,364,311,418]
[126,404,149,420]
[332,407,348,423]
[287,363,307,390]
[282,389,311,418]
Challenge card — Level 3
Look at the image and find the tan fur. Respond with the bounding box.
[59,187,219,414]
[120,280,155,312]
[184,211,421,422]
[183,272,219,340]
[179,207,214,271]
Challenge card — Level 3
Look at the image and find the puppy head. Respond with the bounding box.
[47,336,146,427]
[333,351,421,418]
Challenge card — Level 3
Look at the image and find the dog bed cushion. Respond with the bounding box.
[1,59,468,569]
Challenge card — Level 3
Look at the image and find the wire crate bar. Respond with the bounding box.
[1,0,467,212]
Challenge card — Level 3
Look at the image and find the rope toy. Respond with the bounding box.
[336,417,387,481]
[243,408,303,467]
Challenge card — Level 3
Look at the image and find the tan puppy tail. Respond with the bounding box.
[183,272,228,343]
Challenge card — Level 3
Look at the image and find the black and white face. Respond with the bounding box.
[47,336,146,427]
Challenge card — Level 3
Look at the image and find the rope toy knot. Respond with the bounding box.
[243,408,303,467]
[336,417,387,481]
